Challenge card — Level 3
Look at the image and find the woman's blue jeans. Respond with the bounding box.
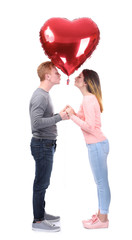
[86,139,111,214]
[30,137,57,222]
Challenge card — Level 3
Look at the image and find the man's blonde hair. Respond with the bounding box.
[37,61,55,81]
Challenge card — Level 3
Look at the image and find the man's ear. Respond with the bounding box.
[45,73,51,81]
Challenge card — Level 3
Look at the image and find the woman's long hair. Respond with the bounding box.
[82,69,103,112]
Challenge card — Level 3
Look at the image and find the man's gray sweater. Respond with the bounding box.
[29,88,62,140]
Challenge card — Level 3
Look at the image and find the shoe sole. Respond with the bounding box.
[83,225,108,229]
[32,227,60,232]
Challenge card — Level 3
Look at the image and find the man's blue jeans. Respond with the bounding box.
[30,137,56,222]
[86,139,111,214]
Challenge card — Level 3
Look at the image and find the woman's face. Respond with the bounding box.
[74,72,86,88]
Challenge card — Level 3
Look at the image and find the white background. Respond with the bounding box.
[0,0,132,239]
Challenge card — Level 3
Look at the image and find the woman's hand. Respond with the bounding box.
[66,106,75,117]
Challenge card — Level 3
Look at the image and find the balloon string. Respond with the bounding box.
[67,78,69,85]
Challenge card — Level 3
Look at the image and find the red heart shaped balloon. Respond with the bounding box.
[40,18,100,76]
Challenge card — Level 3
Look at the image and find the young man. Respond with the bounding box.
[29,61,69,232]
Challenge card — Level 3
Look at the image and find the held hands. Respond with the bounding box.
[59,106,69,120]
[66,105,75,117]
[59,105,75,120]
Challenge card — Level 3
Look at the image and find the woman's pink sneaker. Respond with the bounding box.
[82,214,109,229]
[82,214,97,224]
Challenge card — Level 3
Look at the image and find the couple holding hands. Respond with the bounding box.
[29,61,111,232]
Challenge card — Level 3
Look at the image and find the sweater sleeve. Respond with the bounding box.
[70,97,96,133]
[76,104,84,119]
[31,95,62,130]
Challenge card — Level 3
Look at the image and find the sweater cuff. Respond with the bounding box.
[70,114,77,121]
[54,113,62,123]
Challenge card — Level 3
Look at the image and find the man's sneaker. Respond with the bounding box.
[45,212,60,222]
[82,214,109,229]
[32,220,60,232]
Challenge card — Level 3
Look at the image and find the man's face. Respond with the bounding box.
[48,67,61,85]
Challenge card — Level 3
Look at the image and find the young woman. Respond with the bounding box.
[66,69,111,229]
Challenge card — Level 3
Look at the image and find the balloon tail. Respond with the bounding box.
[67,78,69,85]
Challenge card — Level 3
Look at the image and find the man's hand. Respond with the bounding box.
[59,109,69,120]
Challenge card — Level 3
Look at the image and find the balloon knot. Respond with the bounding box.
[67,78,69,85]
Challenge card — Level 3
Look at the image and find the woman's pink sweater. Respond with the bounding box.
[70,94,106,144]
